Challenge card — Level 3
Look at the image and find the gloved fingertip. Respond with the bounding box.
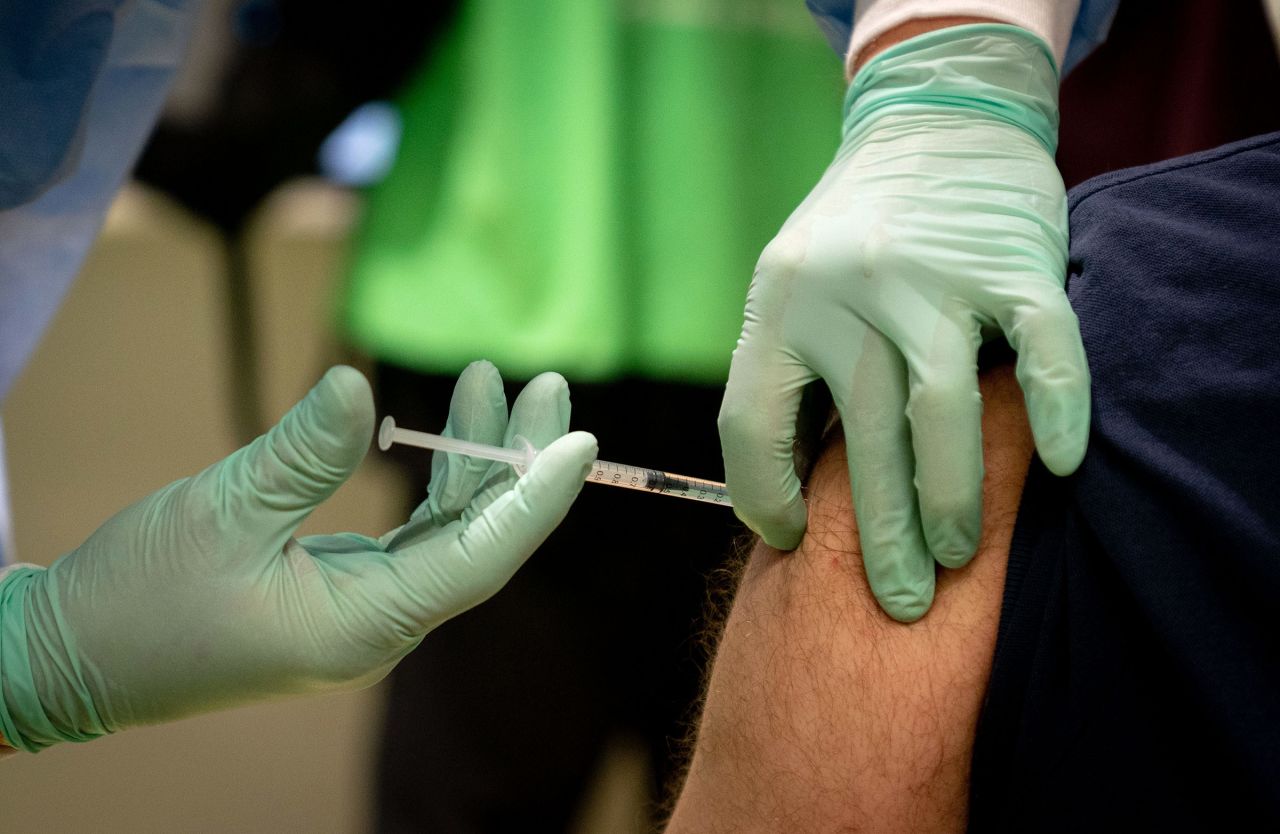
[1036,417,1090,476]
[452,360,505,411]
[319,364,374,416]
[749,498,808,552]
[463,358,499,375]
[510,372,571,436]
[309,365,376,469]
[932,543,978,570]
[527,431,597,488]
[879,585,934,624]
[1018,340,1091,478]
[924,513,981,569]
[1029,398,1090,476]
[862,536,936,622]
[236,366,374,519]
[919,484,981,570]
[522,371,570,401]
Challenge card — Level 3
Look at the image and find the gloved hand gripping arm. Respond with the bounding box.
[719,24,1089,621]
[0,362,596,751]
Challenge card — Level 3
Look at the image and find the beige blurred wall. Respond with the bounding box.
[0,181,649,834]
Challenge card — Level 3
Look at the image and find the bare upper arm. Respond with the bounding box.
[665,364,1034,833]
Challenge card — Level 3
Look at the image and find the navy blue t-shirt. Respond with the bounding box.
[969,132,1280,830]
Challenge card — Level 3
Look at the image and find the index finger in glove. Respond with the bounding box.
[720,351,813,550]
[720,273,813,549]
[416,360,510,525]
[463,371,572,524]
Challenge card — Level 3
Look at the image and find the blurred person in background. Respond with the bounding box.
[130,0,461,441]
[338,2,842,830]
[132,0,456,235]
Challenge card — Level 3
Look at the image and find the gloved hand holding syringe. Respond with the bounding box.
[379,416,732,507]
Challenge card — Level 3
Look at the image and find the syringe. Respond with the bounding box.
[378,416,732,507]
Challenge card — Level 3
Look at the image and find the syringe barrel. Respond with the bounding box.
[586,460,732,506]
[379,416,730,507]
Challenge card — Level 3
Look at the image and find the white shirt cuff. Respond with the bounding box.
[846,0,1082,77]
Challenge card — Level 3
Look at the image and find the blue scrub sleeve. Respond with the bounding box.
[0,0,200,406]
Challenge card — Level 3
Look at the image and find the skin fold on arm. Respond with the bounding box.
[665,363,1033,833]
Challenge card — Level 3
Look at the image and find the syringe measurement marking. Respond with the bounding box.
[588,462,731,505]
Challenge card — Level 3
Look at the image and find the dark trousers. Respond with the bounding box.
[372,365,742,833]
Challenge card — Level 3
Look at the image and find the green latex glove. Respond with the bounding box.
[0,362,596,751]
[719,25,1089,622]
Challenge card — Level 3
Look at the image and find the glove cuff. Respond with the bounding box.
[0,566,108,751]
[843,24,1059,156]
[1,567,56,751]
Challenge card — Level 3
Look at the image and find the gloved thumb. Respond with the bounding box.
[392,430,597,628]
[214,366,374,541]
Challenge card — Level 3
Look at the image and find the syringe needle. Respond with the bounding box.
[378,416,732,507]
